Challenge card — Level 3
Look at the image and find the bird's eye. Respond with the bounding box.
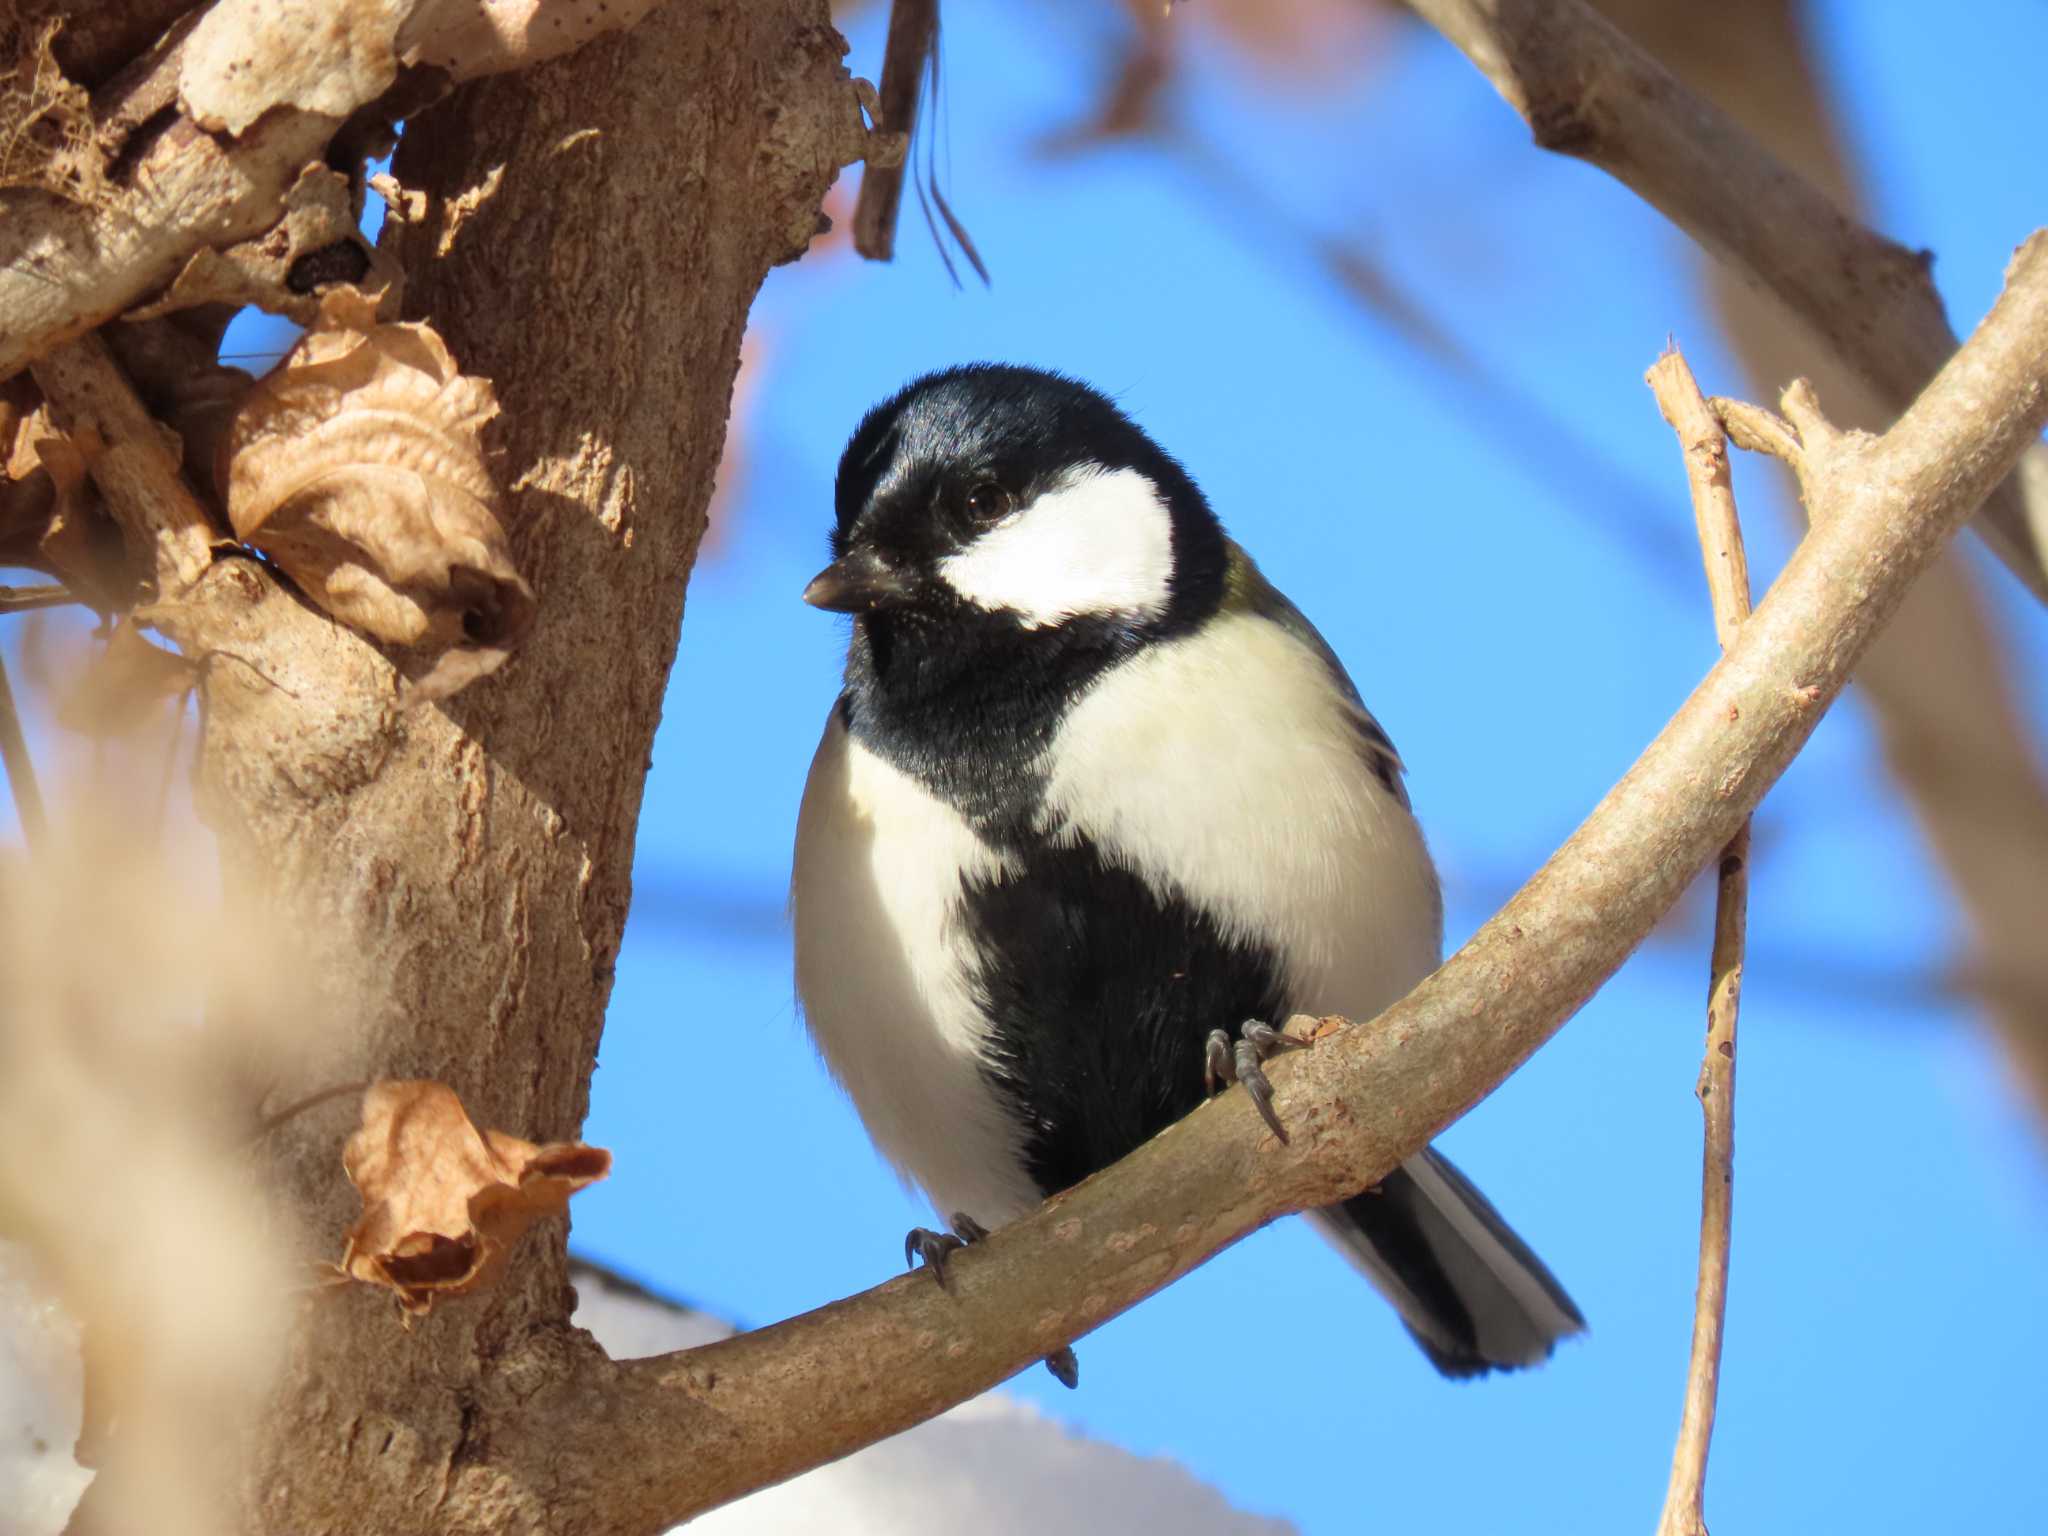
[964,482,1013,523]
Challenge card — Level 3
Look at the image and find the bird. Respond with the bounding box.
[791,363,1583,1385]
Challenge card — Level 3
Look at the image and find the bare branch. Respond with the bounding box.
[1647,344,1754,1536]
[30,332,223,596]
[0,645,47,849]
[0,582,77,614]
[501,236,2048,1533]
[1592,0,2048,1122]
[1401,0,2048,603]
[1708,397,1802,482]
[1652,350,1753,643]
[0,0,664,380]
[851,0,934,261]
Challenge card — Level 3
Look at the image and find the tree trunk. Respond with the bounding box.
[156,7,864,1530]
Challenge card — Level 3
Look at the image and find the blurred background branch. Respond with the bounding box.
[1402,0,2048,602]
[1579,0,2048,1114]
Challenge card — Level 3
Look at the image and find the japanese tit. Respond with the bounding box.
[792,364,1582,1380]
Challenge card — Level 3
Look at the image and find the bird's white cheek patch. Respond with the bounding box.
[937,465,1174,628]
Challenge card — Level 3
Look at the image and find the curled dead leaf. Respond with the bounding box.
[56,621,198,739]
[339,1080,610,1318]
[181,0,402,136]
[182,0,661,138]
[2,385,128,610]
[222,292,535,699]
[128,167,397,327]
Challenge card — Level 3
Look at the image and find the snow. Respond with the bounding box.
[570,1261,1294,1535]
[0,1242,93,1536]
[0,1245,1291,1535]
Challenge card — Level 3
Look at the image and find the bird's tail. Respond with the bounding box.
[1310,1145,1584,1378]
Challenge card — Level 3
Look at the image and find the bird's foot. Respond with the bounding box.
[902,1211,1080,1390]
[904,1211,988,1290]
[1044,1344,1080,1389]
[1205,1019,1313,1143]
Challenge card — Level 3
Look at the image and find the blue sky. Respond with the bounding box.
[5,4,2044,1532]
[571,4,2048,1532]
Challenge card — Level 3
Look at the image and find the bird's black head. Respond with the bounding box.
[811,365,1232,829]
[808,365,1227,640]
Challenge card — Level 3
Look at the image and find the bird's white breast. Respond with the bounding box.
[1039,610,1442,1018]
[791,713,1042,1224]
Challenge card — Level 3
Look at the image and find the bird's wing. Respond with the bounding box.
[1220,541,1409,808]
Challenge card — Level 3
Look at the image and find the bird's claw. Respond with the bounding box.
[905,1227,963,1287]
[903,1212,1080,1388]
[1205,1020,1312,1144]
[1044,1345,1080,1389]
[904,1211,987,1289]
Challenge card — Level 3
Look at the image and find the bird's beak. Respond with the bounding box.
[802,547,915,613]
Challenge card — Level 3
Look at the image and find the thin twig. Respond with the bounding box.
[1647,345,1756,1536]
[151,689,190,844]
[247,1079,371,1143]
[851,0,936,262]
[0,647,48,850]
[1653,351,1756,645]
[1709,398,1803,479]
[30,333,222,597]
[0,583,78,614]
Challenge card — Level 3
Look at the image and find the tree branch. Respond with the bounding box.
[0,583,79,614]
[850,0,933,261]
[1647,345,1755,1536]
[1580,0,2048,1120]
[504,235,2048,1532]
[0,0,664,381]
[30,332,222,596]
[1400,0,2048,603]
[0,646,48,850]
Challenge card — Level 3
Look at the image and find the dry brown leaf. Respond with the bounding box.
[396,0,664,83]
[129,167,396,326]
[0,16,104,200]
[181,0,404,136]
[221,291,535,698]
[182,0,662,136]
[339,1080,610,1318]
[56,621,199,738]
[2,392,129,611]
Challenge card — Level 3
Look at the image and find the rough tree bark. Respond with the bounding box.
[127,6,865,1529]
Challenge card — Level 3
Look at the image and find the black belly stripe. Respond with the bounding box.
[960,834,1485,1375]
[961,835,1291,1199]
